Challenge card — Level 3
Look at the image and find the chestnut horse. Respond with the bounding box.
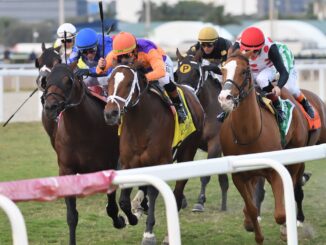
[43,64,124,245]
[218,50,326,244]
[175,49,229,212]
[104,64,204,244]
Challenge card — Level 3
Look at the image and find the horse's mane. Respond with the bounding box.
[130,61,148,83]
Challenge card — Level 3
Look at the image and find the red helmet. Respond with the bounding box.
[240,27,265,51]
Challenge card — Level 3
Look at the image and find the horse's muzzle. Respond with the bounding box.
[44,103,61,120]
[104,109,120,126]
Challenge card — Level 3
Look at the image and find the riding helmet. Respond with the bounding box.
[57,23,77,39]
[240,27,265,51]
[112,32,137,55]
[198,27,219,43]
[76,28,98,50]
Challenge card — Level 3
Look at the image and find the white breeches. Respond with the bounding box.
[253,66,300,97]
[158,55,174,87]
[83,76,109,87]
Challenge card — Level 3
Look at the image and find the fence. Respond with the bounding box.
[1,144,326,245]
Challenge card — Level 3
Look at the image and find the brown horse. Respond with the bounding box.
[35,43,62,147]
[103,64,204,244]
[43,64,125,245]
[175,49,229,212]
[218,50,326,244]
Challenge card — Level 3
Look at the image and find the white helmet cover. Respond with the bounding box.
[57,23,77,39]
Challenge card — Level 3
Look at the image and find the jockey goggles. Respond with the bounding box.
[201,42,214,48]
[81,47,97,55]
[61,38,73,44]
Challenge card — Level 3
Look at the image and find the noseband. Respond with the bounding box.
[222,67,253,107]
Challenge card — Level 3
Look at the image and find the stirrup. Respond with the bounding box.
[217,112,226,122]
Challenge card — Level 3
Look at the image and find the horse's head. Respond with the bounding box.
[104,64,146,125]
[218,50,253,112]
[175,49,203,93]
[35,43,61,91]
[43,64,81,120]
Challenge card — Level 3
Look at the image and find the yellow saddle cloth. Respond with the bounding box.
[171,87,196,148]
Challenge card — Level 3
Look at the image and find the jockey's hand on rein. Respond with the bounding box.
[98,57,106,70]
[75,69,89,78]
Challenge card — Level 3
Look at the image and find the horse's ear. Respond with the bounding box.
[227,47,234,58]
[176,48,184,61]
[194,49,202,62]
[41,42,46,52]
[243,50,254,59]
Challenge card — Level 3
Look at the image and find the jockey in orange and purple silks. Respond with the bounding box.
[97,31,187,122]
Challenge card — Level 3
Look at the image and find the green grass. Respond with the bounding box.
[1,122,326,244]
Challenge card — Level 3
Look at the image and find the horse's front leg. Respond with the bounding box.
[232,174,264,244]
[173,179,189,211]
[253,177,266,221]
[106,191,126,229]
[65,196,78,245]
[142,185,159,245]
[119,187,138,225]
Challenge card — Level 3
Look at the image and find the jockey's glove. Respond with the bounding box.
[75,69,90,78]
[202,64,222,75]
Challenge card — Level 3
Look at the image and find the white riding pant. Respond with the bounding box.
[253,66,301,97]
[158,55,175,87]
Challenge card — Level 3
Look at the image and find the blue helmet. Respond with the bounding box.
[76,28,98,50]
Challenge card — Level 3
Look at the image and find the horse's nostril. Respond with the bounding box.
[226,95,232,100]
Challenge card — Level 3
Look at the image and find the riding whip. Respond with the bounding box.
[2,88,38,127]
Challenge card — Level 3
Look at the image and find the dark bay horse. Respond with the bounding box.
[35,43,62,147]
[175,49,229,212]
[218,50,326,244]
[43,64,124,245]
[104,64,204,244]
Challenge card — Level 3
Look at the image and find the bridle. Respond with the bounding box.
[106,65,148,119]
[43,70,86,117]
[222,55,262,145]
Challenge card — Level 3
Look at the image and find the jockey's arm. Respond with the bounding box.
[144,50,166,82]
[268,44,289,89]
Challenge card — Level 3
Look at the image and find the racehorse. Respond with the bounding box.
[103,63,204,244]
[175,49,229,212]
[218,50,326,244]
[35,43,62,147]
[43,64,124,245]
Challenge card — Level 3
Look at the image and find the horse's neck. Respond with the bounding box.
[62,89,100,129]
[231,91,261,132]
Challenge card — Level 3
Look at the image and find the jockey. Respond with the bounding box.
[224,26,314,122]
[67,28,113,87]
[53,23,77,63]
[96,31,187,123]
[187,26,232,76]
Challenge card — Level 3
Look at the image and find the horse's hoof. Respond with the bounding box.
[181,196,188,209]
[128,214,138,226]
[192,203,204,212]
[220,205,227,212]
[244,220,254,232]
[280,224,287,241]
[142,232,156,245]
[113,215,126,229]
[257,216,262,223]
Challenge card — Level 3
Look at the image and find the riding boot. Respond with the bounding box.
[267,93,285,123]
[299,98,314,118]
[164,81,187,123]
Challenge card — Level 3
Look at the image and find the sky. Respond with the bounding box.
[107,0,258,23]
